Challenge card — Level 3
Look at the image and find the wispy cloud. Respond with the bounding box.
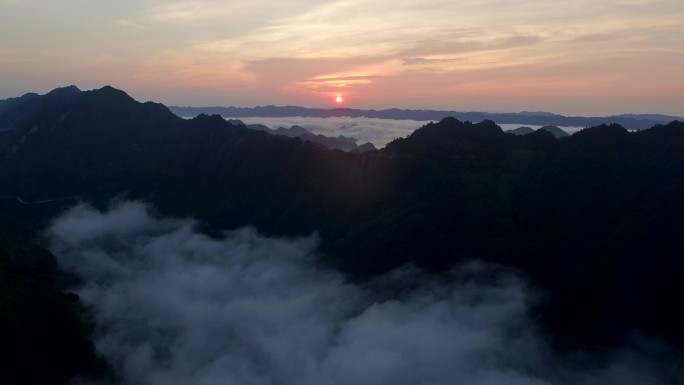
[185,0,683,107]
[146,1,260,23]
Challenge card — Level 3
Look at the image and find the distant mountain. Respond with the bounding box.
[230,119,375,152]
[538,125,569,138]
[506,126,535,135]
[2,86,684,383]
[169,105,683,130]
[272,124,311,137]
[519,111,556,117]
[505,125,568,138]
[350,142,378,153]
[616,113,682,122]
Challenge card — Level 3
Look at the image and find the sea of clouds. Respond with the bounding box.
[230,117,584,148]
[47,202,676,385]
[231,116,434,148]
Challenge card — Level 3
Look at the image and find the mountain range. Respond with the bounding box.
[1,85,683,384]
[169,105,683,130]
[507,125,570,138]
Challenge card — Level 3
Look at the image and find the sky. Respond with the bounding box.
[1,0,683,115]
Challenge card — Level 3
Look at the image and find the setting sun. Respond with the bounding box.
[335,96,343,103]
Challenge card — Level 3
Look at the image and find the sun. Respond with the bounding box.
[335,96,343,104]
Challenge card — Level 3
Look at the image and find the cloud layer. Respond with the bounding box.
[235,116,435,148]
[230,117,587,148]
[48,202,678,385]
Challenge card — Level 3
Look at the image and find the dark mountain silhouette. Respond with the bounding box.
[506,126,535,135]
[617,113,682,122]
[169,105,683,130]
[350,141,377,153]
[1,86,684,383]
[506,125,569,138]
[538,125,570,138]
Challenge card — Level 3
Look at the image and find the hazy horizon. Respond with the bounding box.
[222,116,585,148]
[2,1,683,116]
[7,84,684,121]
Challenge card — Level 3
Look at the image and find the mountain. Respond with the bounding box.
[505,125,569,138]
[538,125,570,138]
[1,86,684,383]
[617,113,683,122]
[169,105,683,130]
[350,142,377,153]
[506,126,570,138]
[506,126,535,135]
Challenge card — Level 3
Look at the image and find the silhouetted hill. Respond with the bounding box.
[46,85,81,98]
[2,86,684,382]
[504,125,569,138]
[506,126,535,135]
[350,142,377,153]
[538,125,569,138]
[617,113,681,122]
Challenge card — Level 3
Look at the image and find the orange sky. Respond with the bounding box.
[1,0,683,116]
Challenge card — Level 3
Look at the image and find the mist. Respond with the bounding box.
[230,117,586,149]
[230,116,435,148]
[47,202,677,385]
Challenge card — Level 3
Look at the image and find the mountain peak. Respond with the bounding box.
[539,125,569,138]
[507,126,535,136]
[190,113,230,128]
[46,85,81,97]
[86,85,135,102]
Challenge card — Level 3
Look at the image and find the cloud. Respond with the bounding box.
[149,2,224,23]
[49,202,547,385]
[47,202,682,385]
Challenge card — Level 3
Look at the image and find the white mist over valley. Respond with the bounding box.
[47,202,672,385]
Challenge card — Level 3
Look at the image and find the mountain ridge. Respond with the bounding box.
[1,85,683,383]
[169,105,683,130]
